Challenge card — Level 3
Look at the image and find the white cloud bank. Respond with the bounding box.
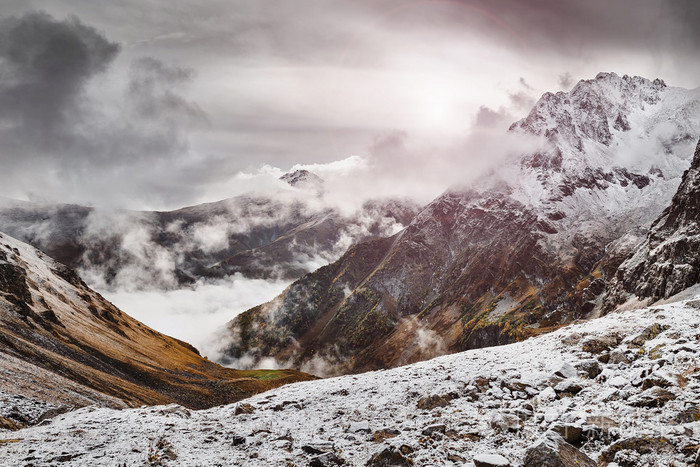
[98,275,290,358]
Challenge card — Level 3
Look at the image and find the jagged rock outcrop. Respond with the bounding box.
[219,73,700,374]
[605,139,700,306]
[0,232,313,411]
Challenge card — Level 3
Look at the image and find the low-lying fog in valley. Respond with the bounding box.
[98,275,291,360]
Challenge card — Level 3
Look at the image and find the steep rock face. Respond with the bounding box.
[605,139,700,305]
[0,232,312,410]
[220,73,700,374]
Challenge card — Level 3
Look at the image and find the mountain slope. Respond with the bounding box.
[0,232,313,413]
[220,73,700,375]
[4,293,700,466]
[605,138,700,306]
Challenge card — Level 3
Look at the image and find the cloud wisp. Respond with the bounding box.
[0,12,209,208]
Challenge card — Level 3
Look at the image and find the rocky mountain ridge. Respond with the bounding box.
[220,73,700,375]
[605,138,700,306]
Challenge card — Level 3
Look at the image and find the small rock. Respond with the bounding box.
[366,446,412,466]
[630,323,668,347]
[584,278,605,297]
[372,429,401,442]
[680,444,700,463]
[348,421,371,433]
[607,349,629,365]
[630,368,651,386]
[490,413,523,433]
[302,442,334,454]
[640,373,674,390]
[648,344,665,360]
[627,387,676,407]
[524,432,596,467]
[473,453,511,467]
[309,452,345,466]
[598,436,674,464]
[576,360,602,379]
[582,335,619,354]
[398,445,414,455]
[554,379,584,396]
[231,435,246,446]
[607,376,629,388]
[421,424,446,437]
[550,424,583,444]
[674,404,700,424]
[554,362,578,379]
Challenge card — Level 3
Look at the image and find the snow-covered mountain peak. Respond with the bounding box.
[513,72,667,145]
[496,73,700,227]
[279,169,324,190]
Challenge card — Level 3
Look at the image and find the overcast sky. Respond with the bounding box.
[1,0,699,209]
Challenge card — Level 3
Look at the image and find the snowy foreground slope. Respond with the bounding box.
[2,296,700,466]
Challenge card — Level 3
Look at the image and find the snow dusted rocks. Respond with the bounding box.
[523,432,595,467]
[553,362,578,379]
[2,296,700,465]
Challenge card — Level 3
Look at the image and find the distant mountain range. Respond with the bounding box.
[0,173,421,290]
[219,73,700,375]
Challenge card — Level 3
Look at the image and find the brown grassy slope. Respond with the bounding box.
[0,232,314,410]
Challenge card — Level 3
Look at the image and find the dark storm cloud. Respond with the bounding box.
[110,0,700,69]
[469,0,700,55]
[128,57,204,122]
[0,12,119,149]
[0,11,211,207]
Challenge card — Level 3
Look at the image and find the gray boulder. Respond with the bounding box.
[524,432,596,467]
